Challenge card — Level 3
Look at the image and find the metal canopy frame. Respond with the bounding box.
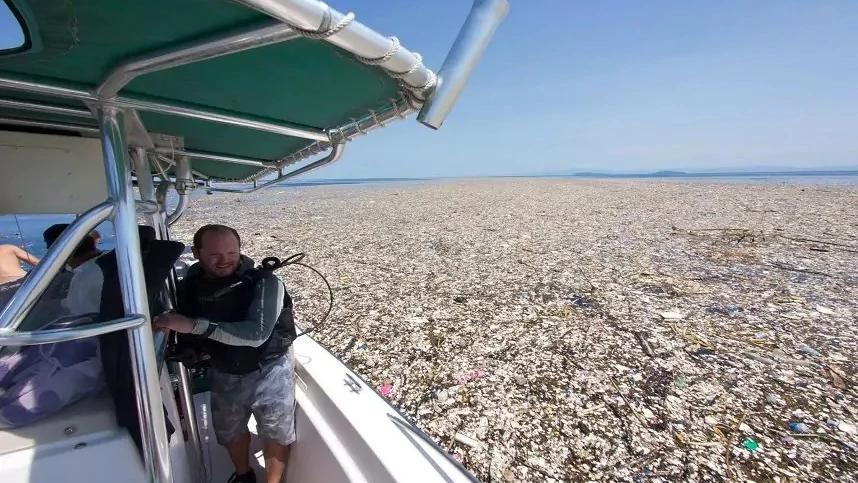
[96,21,300,99]
[0,0,508,185]
[0,76,328,141]
[0,1,508,482]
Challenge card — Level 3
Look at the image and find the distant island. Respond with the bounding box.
[552,169,858,179]
[285,169,858,186]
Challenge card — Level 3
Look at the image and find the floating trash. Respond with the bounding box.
[743,438,760,451]
[838,422,857,435]
[815,305,835,315]
[659,311,685,320]
[170,179,858,482]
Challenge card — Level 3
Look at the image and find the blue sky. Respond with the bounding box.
[2,1,858,178]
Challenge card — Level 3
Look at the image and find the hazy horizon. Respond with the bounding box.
[279,166,858,181]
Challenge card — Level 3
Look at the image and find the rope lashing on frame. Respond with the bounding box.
[276,8,437,97]
[210,6,439,184]
[287,9,355,39]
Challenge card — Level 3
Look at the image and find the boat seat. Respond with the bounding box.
[0,389,117,456]
[0,389,146,483]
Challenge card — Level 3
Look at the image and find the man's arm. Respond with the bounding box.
[13,246,40,267]
[189,273,285,347]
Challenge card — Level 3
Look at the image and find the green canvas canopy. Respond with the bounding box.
[0,0,466,182]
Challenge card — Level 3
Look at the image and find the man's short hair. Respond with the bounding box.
[193,224,241,250]
[43,224,97,258]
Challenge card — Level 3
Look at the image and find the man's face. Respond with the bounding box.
[194,231,241,278]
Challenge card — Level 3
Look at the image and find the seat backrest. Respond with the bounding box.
[94,236,184,453]
[95,230,184,321]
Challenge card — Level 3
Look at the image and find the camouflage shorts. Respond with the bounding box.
[210,348,296,446]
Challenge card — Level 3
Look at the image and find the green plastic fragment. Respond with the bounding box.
[743,438,759,451]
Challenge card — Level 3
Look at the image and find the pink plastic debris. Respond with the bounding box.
[378,383,393,397]
[456,368,487,385]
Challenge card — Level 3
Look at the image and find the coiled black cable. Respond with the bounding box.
[259,253,333,338]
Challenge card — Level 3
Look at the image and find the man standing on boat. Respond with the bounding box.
[155,224,297,483]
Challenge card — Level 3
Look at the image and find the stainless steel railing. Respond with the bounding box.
[0,315,146,346]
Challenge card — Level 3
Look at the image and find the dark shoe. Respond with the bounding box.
[227,471,256,483]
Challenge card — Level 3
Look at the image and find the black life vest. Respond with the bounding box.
[176,261,297,375]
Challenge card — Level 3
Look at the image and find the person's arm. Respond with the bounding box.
[13,246,40,267]
[189,273,285,347]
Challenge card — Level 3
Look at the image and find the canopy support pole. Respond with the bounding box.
[166,157,193,226]
[94,105,173,483]
[131,147,173,366]
[417,0,509,129]
[133,151,202,483]
[171,361,207,483]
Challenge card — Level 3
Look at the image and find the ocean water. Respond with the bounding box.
[0,215,116,259]
[0,191,186,259]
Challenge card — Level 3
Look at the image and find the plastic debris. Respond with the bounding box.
[743,438,760,451]
[456,368,487,385]
[659,311,684,320]
[454,432,484,449]
[634,331,656,357]
[829,368,846,389]
[170,179,858,482]
[502,468,515,482]
[815,305,835,315]
[707,305,743,317]
[839,422,857,435]
[799,344,823,358]
[790,422,811,434]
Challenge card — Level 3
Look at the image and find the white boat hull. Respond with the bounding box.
[198,334,477,483]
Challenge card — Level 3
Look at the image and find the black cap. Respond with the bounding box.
[43,224,70,248]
